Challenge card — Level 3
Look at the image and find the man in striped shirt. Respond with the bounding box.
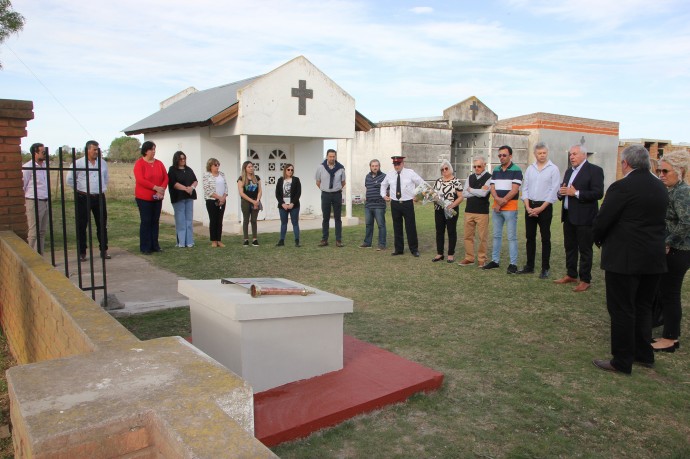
[483,145,523,274]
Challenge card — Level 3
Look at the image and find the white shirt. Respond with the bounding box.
[522,160,560,203]
[66,156,109,194]
[215,175,227,196]
[22,159,48,199]
[283,178,292,204]
[462,171,491,198]
[564,160,587,209]
[380,167,424,201]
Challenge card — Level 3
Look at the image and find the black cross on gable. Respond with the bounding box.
[291,80,313,116]
[469,100,479,121]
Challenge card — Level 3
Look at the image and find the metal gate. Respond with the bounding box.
[22,146,109,307]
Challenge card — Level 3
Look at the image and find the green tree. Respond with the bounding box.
[0,0,25,69]
[108,136,141,162]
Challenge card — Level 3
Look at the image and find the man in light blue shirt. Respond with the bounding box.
[67,140,110,260]
[517,142,561,278]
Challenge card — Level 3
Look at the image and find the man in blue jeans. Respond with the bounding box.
[315,149,346,247]
[483,145,523,274]
[360,159,387,250]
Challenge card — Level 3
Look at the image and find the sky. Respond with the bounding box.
[2,0,690,153]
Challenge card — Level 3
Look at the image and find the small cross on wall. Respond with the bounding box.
[291,80,313,116]
[469,100,479,121]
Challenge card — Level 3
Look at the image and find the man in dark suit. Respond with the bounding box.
[591,145,668,374]
[554,145,604,292]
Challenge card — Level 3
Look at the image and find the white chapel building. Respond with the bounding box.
[124,56,373,231]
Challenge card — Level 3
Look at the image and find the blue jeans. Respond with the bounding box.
[364,207,386,248]
[279,206,300,241]
[492,209,518,265]
[172,199,194,247]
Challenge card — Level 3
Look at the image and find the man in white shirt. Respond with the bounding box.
[517,142,561,278]
[22,143,49,254]
[66,140,110,260]
[381,155,424,257]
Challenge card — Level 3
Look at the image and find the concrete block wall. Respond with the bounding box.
[0,231,276,458]
[0,99,34,240]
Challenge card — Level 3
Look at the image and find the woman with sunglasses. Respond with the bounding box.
[275,164,302,247]
[202,158,228,247]
[432,159,464,263]
[652,150,690,353]
[168,151,198,248]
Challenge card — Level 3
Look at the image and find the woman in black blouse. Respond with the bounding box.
[168,151,198,248]
[275,164,302,247]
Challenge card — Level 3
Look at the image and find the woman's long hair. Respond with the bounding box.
[240,160,257,185]
[282,163,294,179]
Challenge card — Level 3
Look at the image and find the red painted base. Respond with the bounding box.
[254,335,444,447]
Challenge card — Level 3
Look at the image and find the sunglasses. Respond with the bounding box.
[498,154,509,158]
[441,167,449,171]
[657,169,672,175]
[286,168,294,171]
[473,165,483,169]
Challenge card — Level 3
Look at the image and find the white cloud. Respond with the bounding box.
[410,6,434,14]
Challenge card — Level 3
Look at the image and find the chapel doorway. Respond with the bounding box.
[248,144,291,220]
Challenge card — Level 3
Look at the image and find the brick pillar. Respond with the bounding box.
[0,99,34,240]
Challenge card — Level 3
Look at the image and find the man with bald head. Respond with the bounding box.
[554,144,604,292]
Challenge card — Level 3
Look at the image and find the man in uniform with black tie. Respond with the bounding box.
[381,155,424,257]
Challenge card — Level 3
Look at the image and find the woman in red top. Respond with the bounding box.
[133,141,168,254]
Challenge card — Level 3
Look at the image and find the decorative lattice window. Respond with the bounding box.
[269,149,286,160]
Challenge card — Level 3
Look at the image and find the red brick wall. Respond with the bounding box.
[496,112,619,136]
[0,99,34,240]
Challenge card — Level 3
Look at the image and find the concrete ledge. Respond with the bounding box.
[0,232,276,458]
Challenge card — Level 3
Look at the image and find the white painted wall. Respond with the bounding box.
[534,130,619,189]
[342,127,404,198]
[238,56,355,139]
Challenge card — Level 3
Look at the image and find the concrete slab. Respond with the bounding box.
[51,248,189,317]
[53,215,357,317]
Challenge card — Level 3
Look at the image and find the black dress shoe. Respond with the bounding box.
[432,255,444,262]
[592,359,629,375]
[391,252,404,256]
[412,251,420,257]
[539,269,550,279]
[516,266,534,274]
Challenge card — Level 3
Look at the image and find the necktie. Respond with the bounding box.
[396,172,402,200]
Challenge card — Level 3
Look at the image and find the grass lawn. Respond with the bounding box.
[104,195,690,458]
[6,164,690,458]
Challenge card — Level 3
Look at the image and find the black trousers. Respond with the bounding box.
[660,248,690,339]
[76,192,108,256]
[605,271,659,373]
[524,202,552,270]
[563,213,593,283]
[435,208,458,256]
[206,199,226,241]
[391,200,418,253]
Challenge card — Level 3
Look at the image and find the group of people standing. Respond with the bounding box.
[132,142,301,252]
[22,140,110,260]
[356,144,688,375]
